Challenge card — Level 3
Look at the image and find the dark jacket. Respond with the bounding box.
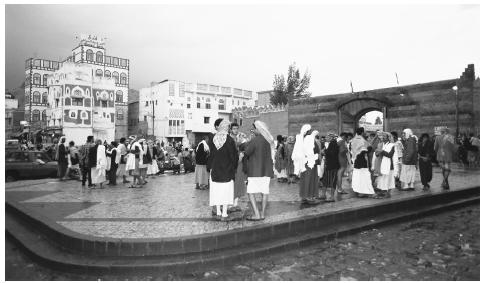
[58,144,67,163]
[418,140,434,160]
[325,140,340,170]
[88,144,98,168]
[195,142,209,165]
[244,135,274,178]
[207,135,238,182]
[402,136,418,165]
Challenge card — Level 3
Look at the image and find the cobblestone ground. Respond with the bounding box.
[6,204,479,281]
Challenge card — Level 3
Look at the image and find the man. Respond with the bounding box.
[469,133,480,168]
[57,137,68,181]
[391,131,404,188]
[229,122,247,211]
[65,141,80,180]
[245,121,275,220]
[117,137,130,184]
[434,127,456,190]
[400,129,418,190]
[79,136,94,187]
[336,133,349,194]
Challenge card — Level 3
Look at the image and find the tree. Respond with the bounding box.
[270,63,311,105]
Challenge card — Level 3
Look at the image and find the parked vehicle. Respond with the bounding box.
[6,139,21,151]
[5,151,58,182]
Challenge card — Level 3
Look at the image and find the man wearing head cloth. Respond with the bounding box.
[243,120,275,220]
[434,127,456,190]
[400,128,418,190]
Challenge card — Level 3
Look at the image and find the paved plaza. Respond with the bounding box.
[5,167,479,240]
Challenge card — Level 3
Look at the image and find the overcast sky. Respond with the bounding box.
[5,4,480,96]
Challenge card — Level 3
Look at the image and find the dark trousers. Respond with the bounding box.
[109,164,118,185]
[419,158,432,186]
[58,160,67,179]
[82,166,92,186]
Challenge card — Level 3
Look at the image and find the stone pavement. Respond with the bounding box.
[5,167,479,240]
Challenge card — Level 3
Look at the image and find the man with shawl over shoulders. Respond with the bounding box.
[400,128,418,190]
[207,119,238,221]
[244,120,275,221]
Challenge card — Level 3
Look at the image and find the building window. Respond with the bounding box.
[218,98,225,110]
[86,88,90,96]
[32,110,40,121]
[42,110,47,121]
[72,97,83,106]
[43,74,48,86]
[65,87,70,95]
[120,59,127,67]
[84,98,91,107]
[105,70,111,78]
[70,111,76,118]
[116,91,123,102]
[42,92,48,104]
[112,72,119,84]
[96,69,103,77]
[205,102,211,109]
[34,59,41,67]
[204,117,210,124]
[33,91,41,103]
[117,110,123,120]
[81,111,87,119]
[169,82,175,96]
[86,49,94,61]
[33,73,41,85]
[112,57,119,66]
[101,101,108,108]
[187,104,191,109]
[65,97,71,106]
[197,102,201,108]
[105,56,112,64]
[239,119,243,126]
[120,73,127,85]
[96,51,103,63]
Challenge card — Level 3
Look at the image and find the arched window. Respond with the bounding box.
[104,70,111,78]
[112,72,119,84]
[74,89,82,97]
[42,92,48,104]
[32,110,40,121]
[42,110,47,121]
[120,73,127,85]
[86,49,94,61]
[65,87,70,95]
[218,98,225,110]
[95,69,103,77]
[96,51,103,63]
[33,73,41,85]
[115,90,123,102]
[33,91,41,103]
[65,97,71,106]
[43,74,48,86]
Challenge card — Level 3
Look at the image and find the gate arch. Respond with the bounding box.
[337,97,390,133]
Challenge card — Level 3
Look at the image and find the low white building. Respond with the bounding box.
[46,62,117,144]
[139,80,257,145]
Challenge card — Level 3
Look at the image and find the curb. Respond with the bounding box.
[6,187,479,275]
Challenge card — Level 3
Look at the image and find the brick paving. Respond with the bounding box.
[5,167,479,239]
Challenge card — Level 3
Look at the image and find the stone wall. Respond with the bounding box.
[233,105,288,137]
[289,64,479,137]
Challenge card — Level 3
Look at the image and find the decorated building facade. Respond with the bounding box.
[23,35,129,141]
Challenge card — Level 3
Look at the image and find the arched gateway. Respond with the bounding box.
[337,97,390,133]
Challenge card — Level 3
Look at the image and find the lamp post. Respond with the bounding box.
[452,85,459,138]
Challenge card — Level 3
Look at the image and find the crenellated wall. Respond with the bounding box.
[289,64,479,137]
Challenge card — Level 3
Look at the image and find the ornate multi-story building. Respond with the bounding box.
[139,80,257,145]
[23,35,129,141]
[46,62,117,144]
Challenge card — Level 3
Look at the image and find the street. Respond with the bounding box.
[6,204,479,281]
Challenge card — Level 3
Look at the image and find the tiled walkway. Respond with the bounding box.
[6,167,479,239]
